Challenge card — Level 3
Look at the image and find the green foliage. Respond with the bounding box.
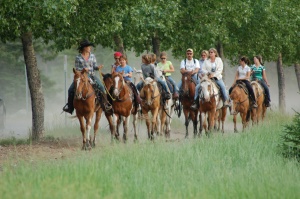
[280,111,300,161]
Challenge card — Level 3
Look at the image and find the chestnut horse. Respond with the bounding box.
[180,72,198,138]
[198,76,226,135]
[140,77,161,140]
[73,68,102,150]
[111,71,138,142]
[229,81,251,132]
[251,81,267,124]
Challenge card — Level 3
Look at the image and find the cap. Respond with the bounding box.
[114,52,122,57]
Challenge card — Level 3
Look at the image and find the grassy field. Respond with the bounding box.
[0,111,299,199]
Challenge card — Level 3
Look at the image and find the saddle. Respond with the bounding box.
[234,80,249,95]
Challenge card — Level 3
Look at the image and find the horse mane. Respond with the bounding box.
[144,77,154,85]
[103,73,112,81]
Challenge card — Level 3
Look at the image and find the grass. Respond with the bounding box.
[0,111,299,198]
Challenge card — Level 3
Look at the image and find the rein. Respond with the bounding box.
[76,77,95,100]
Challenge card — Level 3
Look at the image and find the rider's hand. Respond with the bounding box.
[98,64,104,70]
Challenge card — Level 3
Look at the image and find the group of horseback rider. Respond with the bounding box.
[62,40,271,115]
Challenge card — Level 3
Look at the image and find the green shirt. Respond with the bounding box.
[250,65,265,81]
[157,61,172,76]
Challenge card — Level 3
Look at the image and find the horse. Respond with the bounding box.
[72,68,102,150]
[251,81,267,124]
[140,77,161,140]
[198,76,226,135]
[156,69,174,138]
[180,71,198,138]
[110,71,138,142]
[229,81,252,132]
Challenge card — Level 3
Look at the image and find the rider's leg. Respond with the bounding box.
[166,76,179,98]
[130,82,142,104]
[259,80,271,107]
[93,76,112,111]
[62,82,75,114]
[215,78,231,107]
[190,84,201,110]
[136,81,143,92]
[157,78,171,99]
[244,80,257,108]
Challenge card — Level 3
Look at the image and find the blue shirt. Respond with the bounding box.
[115,65,133,82]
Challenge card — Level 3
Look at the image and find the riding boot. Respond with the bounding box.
[62,92,74,114]
[98,92,112,112]
[164,92,171,100]
[251,97,258,108]
[190,96,199,110]
[130,83,142,105]
[223,99,231,107]
[173,92,179,100]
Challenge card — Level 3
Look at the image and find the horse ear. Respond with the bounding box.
[73,68,76,74]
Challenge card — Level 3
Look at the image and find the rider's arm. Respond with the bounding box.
[262,69,270,87]
[164,62,175,73]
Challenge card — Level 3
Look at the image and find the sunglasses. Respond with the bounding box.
[161,57,166,60]
[114,57,120,60]
[201,54,206,57]
[187,53,193,55]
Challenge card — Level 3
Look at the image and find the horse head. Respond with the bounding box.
[200,76,213,102]
[181,71,194,96]
[141,77,158,106]
[73,68,89,100]
[229,84,248,115]
[112,71,125,98]
[102,73,113,92]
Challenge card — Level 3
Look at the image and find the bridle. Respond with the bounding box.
[74,74,94,100]
[199,79,218,103]
[112,74,129,101]
[141,81,160,106]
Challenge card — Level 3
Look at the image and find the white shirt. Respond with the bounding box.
[180,58,200,71]
[202,57,223,80]
[237,65,250,79]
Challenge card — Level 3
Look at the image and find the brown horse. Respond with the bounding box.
[110,71,138,142]
[73,68,102,150]
[198,76,226,135]
[251,81,267,124]
[140,77,161,140]
[229,82,252,132]
[180,72,198,138]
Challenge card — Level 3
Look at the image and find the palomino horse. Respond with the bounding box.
[140,77,161,140]
[180,71,198,138]
[251,81,267,124]
[198,76,226,135]
[73,68,102,150]
[111,71,138,142]
[229,81,252,132]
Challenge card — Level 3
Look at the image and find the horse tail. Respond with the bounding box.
[246,109,251,122]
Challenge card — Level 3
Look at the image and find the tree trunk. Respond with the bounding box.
[113,34,125,55]
[294,63,300,91]
[21,32,45,140]
[277,53,285,112]
[152,36,160,62]
[216,42,225,81]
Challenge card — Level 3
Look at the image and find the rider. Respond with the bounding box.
[178,48,200,95]
[201,48,231,107]
[250,55,271,107]
[136,54,171,100]
[229,56,258,108]
[157,51,179,99]
[114,55,142,105]
[191,50,208,110]
[111,51,122,73]
[62,39,112,114]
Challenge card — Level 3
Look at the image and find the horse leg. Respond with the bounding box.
[123,116,130,143]
[199,112,203,136]
[221,107,227,133]
[132,113,138,142]
[191,111,198,138]
[233,115,238,133]
[92,109,102,147]
[183,109,189,138]
[160,109,167,138]
[241,112,247,132]
[77,116,87,150]
[112,114,120,141]
[151,108,159,140]
[156,110,161,136]
[143,110,151,140]
[85,114,94,150]
[105,113,115,143]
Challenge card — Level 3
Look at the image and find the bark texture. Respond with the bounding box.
[277,53,285,112]
[294,63,300,92]
[21,32,45,140]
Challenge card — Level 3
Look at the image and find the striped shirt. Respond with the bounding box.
[250,65,265,80]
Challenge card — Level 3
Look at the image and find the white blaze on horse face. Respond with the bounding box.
[202,82,210,101]
[76,78,80,90]
[114,76,120,96]
[185,77,187,80]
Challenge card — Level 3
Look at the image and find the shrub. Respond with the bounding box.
[280,111,300,161]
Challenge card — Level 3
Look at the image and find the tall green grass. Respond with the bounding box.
[0,112,299,199]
